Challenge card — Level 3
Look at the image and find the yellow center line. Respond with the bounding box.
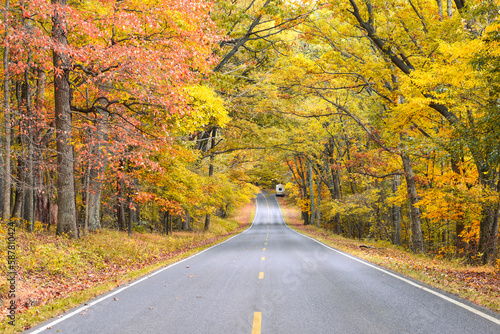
[263,248,266,251]
[252,312,262,334]
[259,272,264,279]
[261,257,265,261]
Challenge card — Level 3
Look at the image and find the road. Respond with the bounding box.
[27,192,500,333]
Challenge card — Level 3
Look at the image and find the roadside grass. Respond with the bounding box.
[0,201,254,333]
[277,197,500,314]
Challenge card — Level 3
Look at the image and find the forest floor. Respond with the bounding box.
[276,197,500,315]
[0,202,254,333]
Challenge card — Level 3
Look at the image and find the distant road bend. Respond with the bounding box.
[27,192,500,333]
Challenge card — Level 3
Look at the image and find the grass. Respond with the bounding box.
[276,197,500,314]
[0,201,254,333]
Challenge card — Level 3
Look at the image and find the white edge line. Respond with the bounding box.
[274,195,500,326]
[28,195,261,333]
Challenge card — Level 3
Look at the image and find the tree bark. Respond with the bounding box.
[401,153,424,253]
[290,155,310,225]
[34,70,49,227]
[12,158,25,221]
[126,180,138,237]
[392,175,402,245]
[52,0,78,238]
[316,170,322,228]
[3,0,11,223]
[168,212,173,234]
[308,160,315,227]
[86,111,109,231]
[127,198,133,237]
[448,0,454,17]
[478,200,500,264]
[22,52,35,232]
[204,127,216,231]
[116,160,126,231]
[163,211,170,235]
[182,210,191,231]
[437,0,443,20]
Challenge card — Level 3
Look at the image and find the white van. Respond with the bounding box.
[276,184,285,197]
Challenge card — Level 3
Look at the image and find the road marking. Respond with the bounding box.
[263,248,266,251]
[264,242,267,245]
[280,213,500,326]
[259,272,264,279]
[261,257,265,261]
[252,312,262,334]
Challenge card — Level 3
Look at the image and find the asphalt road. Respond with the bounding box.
[27,192,500,333]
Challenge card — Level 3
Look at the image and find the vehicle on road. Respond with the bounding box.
[276,184,285,197]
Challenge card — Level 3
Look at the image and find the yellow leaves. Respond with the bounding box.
[274,53,318,85]
[416,163,483,238]
[324,189,381,222]
[484,19,500,35]
[387,181,407,207]
[171,85,229,134]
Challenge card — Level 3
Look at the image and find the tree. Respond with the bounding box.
[2,0,11,223]
[52,0,78,238]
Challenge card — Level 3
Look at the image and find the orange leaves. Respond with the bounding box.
[135,191,182,215]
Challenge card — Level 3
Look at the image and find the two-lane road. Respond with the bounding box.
[27,192,500,333]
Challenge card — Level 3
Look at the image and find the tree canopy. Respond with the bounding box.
[1,0,500,266]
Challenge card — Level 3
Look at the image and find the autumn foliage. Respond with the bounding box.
[264,0,500,266]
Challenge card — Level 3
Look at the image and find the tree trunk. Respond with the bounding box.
[86,111,109,231]
[401,153,424,253]
[293,156,310,225]
[204,128,216,231]
[168,212,173,234]
[127,187,137,237]
[52,0,78,238]
[12,189,24,221]
[12,158,25,221]
[308,161,315,227]
[478,202,500,265]
[0,146,4,218]
[2,0,11,223]
[182,210,191,230]
[34,70,48,226]
[450,158,468,255]
[116,163,126,231]
[163,211,170,235]
[392,175,402,245]
[330,164,342,234]
[127,204,133,237]
[437,0,443,20]
[23,53,35,232]
[316,171,322,228]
